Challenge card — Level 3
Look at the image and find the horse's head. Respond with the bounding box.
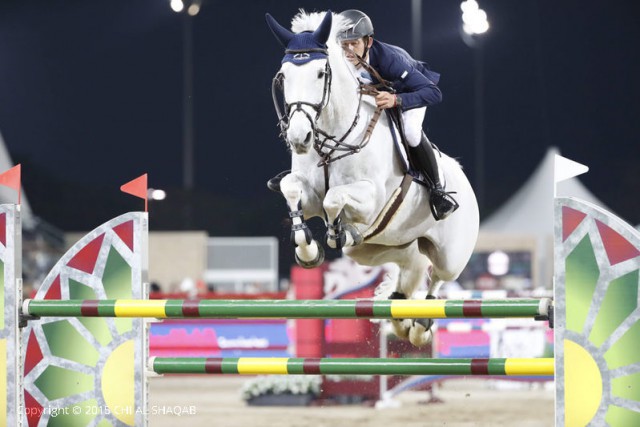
[266,12,333,154]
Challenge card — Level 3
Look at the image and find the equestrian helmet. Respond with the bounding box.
[337,10,374,41]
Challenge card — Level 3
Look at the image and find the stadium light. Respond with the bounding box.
[461,0,489,36]
[170,0,184,13]
[187,2,201,16]
[488,251,510,276]
[148,189,167,201]
[170,0,201,16]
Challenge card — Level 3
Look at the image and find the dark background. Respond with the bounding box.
[1,0,638,245]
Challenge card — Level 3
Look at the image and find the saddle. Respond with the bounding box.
[384,106,434,189]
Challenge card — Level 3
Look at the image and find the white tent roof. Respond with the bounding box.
[481,146,612,236]
[0,130,35,229]
[479,146,615,288]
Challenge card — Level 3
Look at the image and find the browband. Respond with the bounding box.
[285,48,328,55]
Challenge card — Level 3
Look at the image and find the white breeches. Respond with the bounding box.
[402,107,426,147]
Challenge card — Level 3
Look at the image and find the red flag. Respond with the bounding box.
[120,173,148,212]
[0,164,21,204]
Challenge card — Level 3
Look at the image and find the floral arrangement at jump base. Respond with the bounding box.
[241,375,322,406]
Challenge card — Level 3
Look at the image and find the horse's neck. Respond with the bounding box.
[319,71,363,138]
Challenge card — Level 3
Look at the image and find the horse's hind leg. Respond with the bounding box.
[346,241,433,347]
[280,174,324,268]
[391,243,435,347]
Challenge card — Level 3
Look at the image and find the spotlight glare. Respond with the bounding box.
[461,1,489,36]
[460,0,479,13]
[487,251,510,276]
[473,20,489,34]
[187,4,200,16]
[148,189,167,201]
[170,0,184,13]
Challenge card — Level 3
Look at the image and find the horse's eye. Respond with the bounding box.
[317,70,325,79]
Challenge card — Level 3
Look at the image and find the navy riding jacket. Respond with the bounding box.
[368,40,442,111]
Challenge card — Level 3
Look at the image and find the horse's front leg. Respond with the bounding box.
[323,181,375,250]
[280,174,324,268]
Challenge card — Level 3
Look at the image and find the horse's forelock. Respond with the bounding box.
[290,9,320,33]
[290,11,352,73]
[290,10,350,47]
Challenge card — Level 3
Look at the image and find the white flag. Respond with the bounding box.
[554,154,589,184]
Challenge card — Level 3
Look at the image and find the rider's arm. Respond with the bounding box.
[371,41,443,110]
[387,57,442,110]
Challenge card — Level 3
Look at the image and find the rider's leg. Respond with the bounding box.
[267,169,291,192]
[403,108,459,221]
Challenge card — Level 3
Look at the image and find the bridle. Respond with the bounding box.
[272,49,332,147]
[271,47,388,168]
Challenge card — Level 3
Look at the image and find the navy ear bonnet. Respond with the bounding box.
[266,11,332,65]
[281,32,328,64]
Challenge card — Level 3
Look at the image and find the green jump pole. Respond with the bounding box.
[23,298,552,320]
[150,357,555,376]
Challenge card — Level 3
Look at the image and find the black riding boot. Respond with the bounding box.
[266,170,291,192]
[408,134,459,221]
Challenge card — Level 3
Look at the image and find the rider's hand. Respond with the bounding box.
[375,92,398,109]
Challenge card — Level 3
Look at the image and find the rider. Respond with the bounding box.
[267,9,458,221]
[337,9,458,221]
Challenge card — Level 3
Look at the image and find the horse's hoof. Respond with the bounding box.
[390,319,434,347]
[408,322,433,347]
[295,244,325,269]
[390,319,411,340]
[344,224,363,245]
[413,318,434,331]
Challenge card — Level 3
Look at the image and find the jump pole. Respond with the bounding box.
[149,356,554,376]
[22,298,552,320]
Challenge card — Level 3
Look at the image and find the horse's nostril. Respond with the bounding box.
[304,132,312,144]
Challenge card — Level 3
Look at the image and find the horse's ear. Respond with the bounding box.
[266,13,294,47]
[312,11,333,45]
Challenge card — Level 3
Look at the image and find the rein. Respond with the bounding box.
[313,88,383,166]
[312,48,394,167]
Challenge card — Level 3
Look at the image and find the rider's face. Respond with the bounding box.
[341,37,371,65]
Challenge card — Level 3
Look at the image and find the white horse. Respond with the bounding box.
[266,11,479,346]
